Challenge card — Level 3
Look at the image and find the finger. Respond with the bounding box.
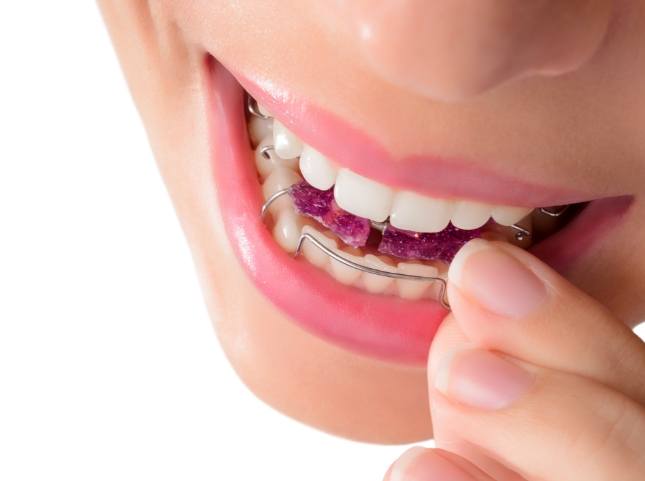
[429,315,528,481]
[384,447,501,481]
[428,347,645,481]
[446,239,645,404]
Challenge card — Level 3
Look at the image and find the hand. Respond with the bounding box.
[384,239,645,481]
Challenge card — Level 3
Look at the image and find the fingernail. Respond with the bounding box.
[388,448,479,481]
[448,238,547,318]
[435,349,534,409]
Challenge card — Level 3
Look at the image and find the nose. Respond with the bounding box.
[340,0,613,101]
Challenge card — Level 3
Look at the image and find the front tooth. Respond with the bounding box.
[396,263,439,300]
[362,254,395,294]
[451,200,492,230]
[248,116,272,147]
[491,205,532,226]
[273,120,303,159]
[273,210,302,253]
[390,191,454,233]
[334,169,393,222]
[299,145,337,190]
[261,167,302,215]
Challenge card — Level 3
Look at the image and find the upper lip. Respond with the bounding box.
[233,69,599,208]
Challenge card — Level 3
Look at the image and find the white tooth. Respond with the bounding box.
[451,200,492,230]
[248,116,272,147]
[261,167,301,216]
[328,247,363,285]
[396,263,439,300]
[362,255,395,294]
[273,210,302,253]
[255,137,298,180]
[334,169,393,222]
[300,225,337,268]
[257,103,271,118]
[390,191,454,233]
[491,205,533,226]
[273,120,303,159]
[299,145,337,190]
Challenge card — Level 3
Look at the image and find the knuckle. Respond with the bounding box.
[577,390,645,478]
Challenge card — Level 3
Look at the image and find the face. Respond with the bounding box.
[99,1,645,443]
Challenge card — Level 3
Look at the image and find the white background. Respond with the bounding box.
[0,3,643,481]
[0,3,415,480]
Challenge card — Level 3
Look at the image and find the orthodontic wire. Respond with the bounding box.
[261,187,450,309]
[247,95,270,120]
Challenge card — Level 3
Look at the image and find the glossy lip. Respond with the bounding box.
[236,73,597,208]
[206,58,632,365]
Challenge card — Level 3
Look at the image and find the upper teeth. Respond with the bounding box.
[273,120,304,159]
[263,108,532,232]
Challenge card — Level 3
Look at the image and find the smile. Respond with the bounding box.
[206,58,632,365]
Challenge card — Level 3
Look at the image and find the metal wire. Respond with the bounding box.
[539,206,569,217]
[261,187,449,308]
[295,231,450,309]
[246,95,270,120]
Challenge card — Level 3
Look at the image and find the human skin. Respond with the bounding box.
[98,0,645,454]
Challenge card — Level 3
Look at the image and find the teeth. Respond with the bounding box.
[248,103,549,303]
[248,116,272,147]
[301,225,337,268]
[255,137,298,180]
[296,225,446,302]
[261,167,302,216]
[334,169,393,222]
[257,103,271,118]
[390,191,453,233]
[362,254,395,293]
[251,111,538,233]
[396,263,439,300]
[273,210,303,253]
[328,247,364,285]
[273,120,303,159]
[451,200,493,230]
[299,145,337,191]
[491,205,532,226]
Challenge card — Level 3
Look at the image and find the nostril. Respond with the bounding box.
[346,0,614,102]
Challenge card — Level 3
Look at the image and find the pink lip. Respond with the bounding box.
[236,72,595,208]
[206,59,631,365]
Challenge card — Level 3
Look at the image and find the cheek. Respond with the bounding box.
[562,198,645,327]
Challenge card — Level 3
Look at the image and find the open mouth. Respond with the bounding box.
[249,93,584,308]
[207,58,632,365]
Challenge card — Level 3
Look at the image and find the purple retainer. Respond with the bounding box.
[289,180,483,261]
[289,181,371,247]
[377,224,483,263]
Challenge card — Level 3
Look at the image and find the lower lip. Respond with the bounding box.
[206,59,631,365]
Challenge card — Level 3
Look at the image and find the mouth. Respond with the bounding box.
[206,58,632,365]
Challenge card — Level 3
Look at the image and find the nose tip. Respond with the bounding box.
[346,0,613,101]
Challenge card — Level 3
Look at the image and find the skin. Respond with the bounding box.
[98,0,645,471]
[385,240,645,480]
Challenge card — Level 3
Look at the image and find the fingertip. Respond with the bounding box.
[388,447,427,481]
[448,238,548,319]
[387,448,486,481]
